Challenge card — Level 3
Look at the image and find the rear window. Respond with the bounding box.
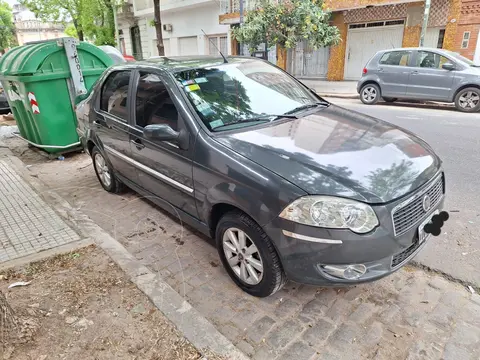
[379,51,411,66]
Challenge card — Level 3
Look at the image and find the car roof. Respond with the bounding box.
[109,55,260,73]
[378,47,451,54]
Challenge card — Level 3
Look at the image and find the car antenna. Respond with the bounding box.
[201,29,228,63]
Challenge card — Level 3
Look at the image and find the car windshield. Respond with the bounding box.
[174,60,323,131]
[446,50,479,67]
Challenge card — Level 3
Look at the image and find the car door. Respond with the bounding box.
[376,50,413,97]
[94,69,138,181]
[406,50,456,101]
[128,69,198,217]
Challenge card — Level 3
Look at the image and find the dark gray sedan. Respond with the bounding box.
[76,56,448,297]
[358,47,480,112]
[0,81,10,114]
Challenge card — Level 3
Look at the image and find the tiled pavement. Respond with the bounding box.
[10,154,480,359]
[0,160,80,262]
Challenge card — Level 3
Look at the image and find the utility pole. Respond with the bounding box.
[419,0,431,47]
[239,0,244,55]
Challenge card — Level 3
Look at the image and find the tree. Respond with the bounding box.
[20,0,116,45]
[0,0,15,52]
[64,23,78,38]
[153,0,164,55]
[232,0,340,68]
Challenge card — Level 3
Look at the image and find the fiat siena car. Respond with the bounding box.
[76,56,448,297]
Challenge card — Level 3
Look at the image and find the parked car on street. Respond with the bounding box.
[76,56,448,297]
[358,47,480,112]
[0,81,10,114]
[98,45,135,64]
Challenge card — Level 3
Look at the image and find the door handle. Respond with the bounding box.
[411,70,419,75]
[130,139,145,150]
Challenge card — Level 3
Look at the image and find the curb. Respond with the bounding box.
[316,92,359,99]
[0,142,250,360]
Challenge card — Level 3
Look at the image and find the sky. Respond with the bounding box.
[6,0,18,6]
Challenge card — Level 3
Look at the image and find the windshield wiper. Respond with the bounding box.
[212,113,298,131]
[284,102,329,115]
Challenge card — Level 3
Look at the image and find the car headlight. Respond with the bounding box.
[279,196,379,234]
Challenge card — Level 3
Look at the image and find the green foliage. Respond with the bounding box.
[232,0,340,53]
[65,23,78,38]
[20,0,116,45]
[0,0,15,51]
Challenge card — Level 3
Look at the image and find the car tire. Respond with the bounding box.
[454,87,480,113]
[360,83,381,105]
[91,146,124,193]
[216,210,286,297]
[383,97,397,103]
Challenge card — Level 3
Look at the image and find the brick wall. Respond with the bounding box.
[325,0,410,11]
[454,24,480,58]
[326,13,348,81]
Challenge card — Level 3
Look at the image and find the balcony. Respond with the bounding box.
[219,0,260,24]
[132,0,217,16]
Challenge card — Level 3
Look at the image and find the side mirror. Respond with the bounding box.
[143,124,189,149]
[143,124,179,141]
[442,62,455,71]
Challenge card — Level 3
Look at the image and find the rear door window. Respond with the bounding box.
[379,51,411,66]
[100,70,132,122]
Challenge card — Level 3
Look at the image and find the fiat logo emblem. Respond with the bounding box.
[422,194,432,212]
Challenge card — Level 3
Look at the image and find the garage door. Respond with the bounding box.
[178,36,198,56]
[344,20,405,80]
[288,41,330,78]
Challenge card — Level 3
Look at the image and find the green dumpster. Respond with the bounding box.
[0,38,113,154]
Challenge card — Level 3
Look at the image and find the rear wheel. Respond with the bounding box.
[383,97,397,103]
[454,87,480,113]
[360,84,381,105]
[91,146,124,193]
[216,211,286,297]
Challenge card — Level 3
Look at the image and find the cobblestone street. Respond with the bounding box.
[9,148,478,360]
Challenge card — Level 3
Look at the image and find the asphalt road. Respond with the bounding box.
[324,97,480,287]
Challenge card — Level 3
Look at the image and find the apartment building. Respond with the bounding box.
[116,0,231,59]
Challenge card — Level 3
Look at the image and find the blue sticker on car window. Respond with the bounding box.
[195,77,208,84]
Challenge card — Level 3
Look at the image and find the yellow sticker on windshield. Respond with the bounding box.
[186,84,200,92]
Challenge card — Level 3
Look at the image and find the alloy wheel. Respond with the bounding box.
[458,91,480,110]
[362,86,377,103]
[222,227,264,285]
[94,153,112,188]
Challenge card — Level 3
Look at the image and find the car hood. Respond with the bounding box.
[214,105,441,203]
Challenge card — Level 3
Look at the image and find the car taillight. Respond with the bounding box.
[362,68,368,74]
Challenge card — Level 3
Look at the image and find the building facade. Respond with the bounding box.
[116,0,231,60]
[12,4,66,46]
[219,0,480,80]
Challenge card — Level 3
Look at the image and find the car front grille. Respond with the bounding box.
[392,174,444,237]
[391,242,419,269]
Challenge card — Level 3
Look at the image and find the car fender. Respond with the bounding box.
[193,131,306,229]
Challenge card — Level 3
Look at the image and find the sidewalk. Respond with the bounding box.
[300,79,359,99]
[0,142,248,360]
[1,138,480,360]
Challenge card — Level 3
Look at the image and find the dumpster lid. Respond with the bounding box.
[0,38,113,77]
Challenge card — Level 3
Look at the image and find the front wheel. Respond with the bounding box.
[455,87,480,113]
[216,211,286,297]
[360,84,381,105]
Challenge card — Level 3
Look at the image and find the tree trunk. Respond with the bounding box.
[0,290,17,344]
[153,0,165,56]
[72,18,84,41]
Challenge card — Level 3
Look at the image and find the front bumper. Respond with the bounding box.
[264,193,445,287]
